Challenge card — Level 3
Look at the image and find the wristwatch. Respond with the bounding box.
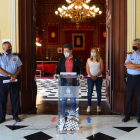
[9,74,12,78]
[96,75,98,78]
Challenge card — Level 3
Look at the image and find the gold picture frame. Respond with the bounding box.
[57,48,62,53]
[72,33,85,50]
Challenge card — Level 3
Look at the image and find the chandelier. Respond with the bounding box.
[55,0,102,23]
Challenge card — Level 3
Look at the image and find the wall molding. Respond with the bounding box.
[127,0,135,52]
[9,0,19,53]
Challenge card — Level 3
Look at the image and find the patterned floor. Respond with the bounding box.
[1,79,139,140]
[36,78,106,101]
[1,114,140,140]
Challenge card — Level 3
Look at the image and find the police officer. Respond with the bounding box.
[0,41,22,124]
[123,38,140,123]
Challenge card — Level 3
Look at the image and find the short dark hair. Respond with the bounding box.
[63,44,73,50]
[2,41,11,48]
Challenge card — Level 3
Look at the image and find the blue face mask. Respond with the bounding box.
[91,53,97,57]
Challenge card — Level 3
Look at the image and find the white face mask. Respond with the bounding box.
[64,52,70,57]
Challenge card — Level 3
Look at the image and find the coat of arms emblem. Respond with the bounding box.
[66,87,71,94]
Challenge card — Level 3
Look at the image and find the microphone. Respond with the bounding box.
[72,58,83,79]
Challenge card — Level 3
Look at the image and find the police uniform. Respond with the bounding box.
[125,52,140,118]
[0,52,22,120]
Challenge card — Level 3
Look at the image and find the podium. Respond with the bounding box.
[56,73,81,134]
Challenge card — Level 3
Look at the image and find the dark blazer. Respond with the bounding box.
[55,55,84,75]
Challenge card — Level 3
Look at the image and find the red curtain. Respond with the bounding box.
[36,47,42,58]
[36,47,38,57]
[47,25,59,44]
[98,24,106,44]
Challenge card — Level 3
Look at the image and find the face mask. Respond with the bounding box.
[6,49,12,54]
[64,52,70,57]
[91,53,97,57]
[132,46,138,51]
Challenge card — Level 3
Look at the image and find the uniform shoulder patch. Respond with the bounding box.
[13,58,16,61]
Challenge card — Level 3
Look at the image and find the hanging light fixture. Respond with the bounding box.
[55,0,102,24]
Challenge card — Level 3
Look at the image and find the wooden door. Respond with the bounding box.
[106,0,127,114]
[18,0,37,114]
[106,0,113,109]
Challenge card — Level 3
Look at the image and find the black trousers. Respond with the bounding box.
[125,76,140,117]
[0,79,19,120]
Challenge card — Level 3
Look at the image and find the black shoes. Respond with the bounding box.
[0,117,21,123]
[0,118,5,124]
[122,117,130,122]
[136,117,140,124]
[13,117,21,122]
[122,116,140,123]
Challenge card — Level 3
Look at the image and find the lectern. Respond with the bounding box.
[56,73,81,134]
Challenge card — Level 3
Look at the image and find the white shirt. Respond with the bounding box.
[87,58,102,77]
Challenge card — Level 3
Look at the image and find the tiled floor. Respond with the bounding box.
[0,114,140,140]
[2,78,136,140]
[36,78,106,101]
[36,100,118,115]
[36,78,117,115]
